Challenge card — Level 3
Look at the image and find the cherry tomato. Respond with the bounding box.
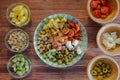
[68,29,74,36]
[96,0,101,4]
[107,5,112,13]
[72,28,77,34]
[75,36,80,40]
[101,0,108,5]
[96,4,101,10]
[101,6,109,15]
[75,24,80,32]
[92,10,101,18]
[74,31,80,37]
[68,35,73,41]
[90,1,98,9]
[69,22,75,28]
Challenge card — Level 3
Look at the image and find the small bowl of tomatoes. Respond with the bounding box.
[87,0,119,24]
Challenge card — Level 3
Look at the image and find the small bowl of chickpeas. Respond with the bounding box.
[5,29,29,53]
[87,55,119,80]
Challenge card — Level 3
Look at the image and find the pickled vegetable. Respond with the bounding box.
[9,4,29,27]
[10,54,31,76]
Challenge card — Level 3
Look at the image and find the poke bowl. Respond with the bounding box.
[33,14,88,68]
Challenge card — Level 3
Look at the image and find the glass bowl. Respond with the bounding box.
[5,29,29,53]
[7,54,31,79]
[6,2,31,27]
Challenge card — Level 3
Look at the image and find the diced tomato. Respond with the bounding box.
[101,6,109,15]
[75,24,80,32]
[69,22,75,28]
[92,10,101,18]
[68,29,75,37]
[101,0,108,5]
[101,14,107,19]
[90,1,98,9]
[68,35,73,41]
[72,28,77,34]
[107,5,112,13]
[61,28,70,35]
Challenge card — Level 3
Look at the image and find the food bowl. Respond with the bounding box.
[6,2,31,27]
[5,29,29,53]
[33,14,88,68]
[7,54,31,79]
[87,55,119,80]
[97,23,120,56]
[87,0,119,24]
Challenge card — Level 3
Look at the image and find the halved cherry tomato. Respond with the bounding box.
[75,36,80,40]
[96,4,101,10]
[96,0,101,4]
[101,6,109,15]
[90,1,98,9]
[107,5,112,13]
[61,28,70,35]
[74,31,80,37]
[69,22,75,28]
[68,29,75,36]
[72,28,77,34]
[75,24,80,32]
[68,35,73,41]
[92,10,101,18]
[101,0,108,5]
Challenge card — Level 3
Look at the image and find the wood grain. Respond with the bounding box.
[0,0,120,80]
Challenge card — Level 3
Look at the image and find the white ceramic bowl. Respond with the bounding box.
[87,0,119,24]
[97,23,120,56]
[87,55,119,80]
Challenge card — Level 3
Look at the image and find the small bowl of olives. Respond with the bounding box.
[87,55,119,80]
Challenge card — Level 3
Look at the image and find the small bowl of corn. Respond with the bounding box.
[87,55,119,80]
[5,29,29,53]
[7,54,31,78]
[6,2,30,27]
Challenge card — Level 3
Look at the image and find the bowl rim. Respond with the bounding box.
[87,55,120,80]
[33,13,88,68]
[97,23,120,56]
[4,28,29,53]
[7,54,32,79]
[6,2,31,27]
[87,0,119,24]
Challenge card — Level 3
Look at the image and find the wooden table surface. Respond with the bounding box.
[0,0,120,80]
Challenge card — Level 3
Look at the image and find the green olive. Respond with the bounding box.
[91,70,97,76]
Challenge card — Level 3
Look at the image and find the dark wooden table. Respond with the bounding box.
[0,0,120,80]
